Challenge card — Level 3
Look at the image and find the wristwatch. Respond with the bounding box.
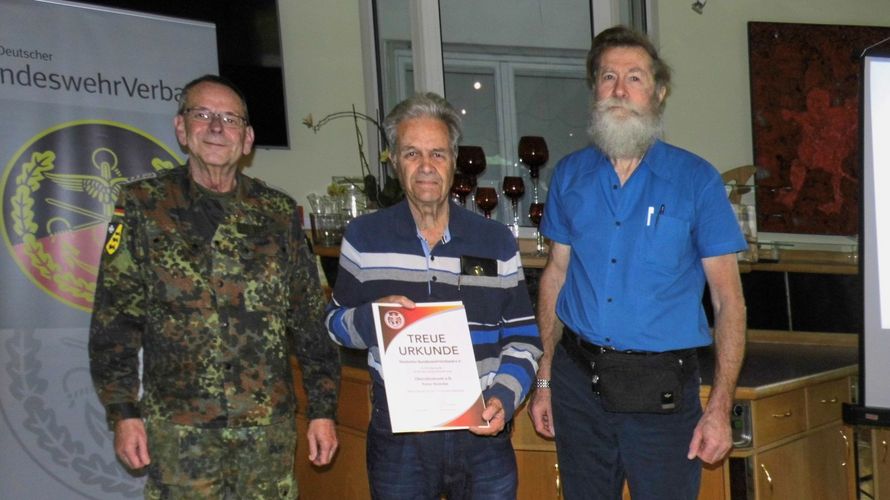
[535,378,551,389]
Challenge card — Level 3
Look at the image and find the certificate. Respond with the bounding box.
[372,301,487,433]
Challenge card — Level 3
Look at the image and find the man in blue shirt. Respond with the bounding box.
[326,93,542,499]
[527,26,747,500]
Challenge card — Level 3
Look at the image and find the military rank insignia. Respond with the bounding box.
[104,222,124,255]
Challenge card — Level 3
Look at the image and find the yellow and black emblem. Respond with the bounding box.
[104,222,123,255]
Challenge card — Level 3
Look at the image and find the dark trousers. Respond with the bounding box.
[366,401,517,500]
[551,341,703,500]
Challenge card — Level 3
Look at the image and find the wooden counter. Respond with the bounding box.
[312,241,858,274]
[290,330,858,499]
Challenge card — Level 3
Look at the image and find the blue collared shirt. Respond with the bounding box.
[541,141,746,351]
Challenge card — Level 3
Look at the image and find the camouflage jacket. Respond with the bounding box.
[89,166,339,428]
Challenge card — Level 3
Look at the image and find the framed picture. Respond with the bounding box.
[749,21,890,235]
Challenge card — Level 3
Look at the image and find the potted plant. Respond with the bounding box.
[303,106,403,207]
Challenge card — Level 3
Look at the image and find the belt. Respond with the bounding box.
[561,327,697,359]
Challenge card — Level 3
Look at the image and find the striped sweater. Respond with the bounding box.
[325,200,542,422]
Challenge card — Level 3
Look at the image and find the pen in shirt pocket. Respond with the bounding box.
[656,204,665,226]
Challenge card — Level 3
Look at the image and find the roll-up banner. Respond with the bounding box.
[0,1,216,497]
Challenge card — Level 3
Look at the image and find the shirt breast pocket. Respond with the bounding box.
[642,215,692,270]
[241,233,288,312]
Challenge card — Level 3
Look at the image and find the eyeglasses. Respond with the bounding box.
[182,107,249,128]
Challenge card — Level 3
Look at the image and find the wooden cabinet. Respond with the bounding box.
[753,424,853,500]
[750,388,807,445]
[871,428,890,499]
[515,450,562,499]
[735,373,855,500]
[295,415,370,500]
[292,362,372,500]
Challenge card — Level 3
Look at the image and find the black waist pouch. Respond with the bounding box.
[593,351,694,414]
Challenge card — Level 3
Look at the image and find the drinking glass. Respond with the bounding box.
[451,173,473,207]
[457,146,487,184]
[518,136,549,202]
[475,186,498,219]
[458,146,487,213]
[502,176,525,233]
[528,202,545,255]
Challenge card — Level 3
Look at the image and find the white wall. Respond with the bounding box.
[246,0,368,208]
[657,1,890,172]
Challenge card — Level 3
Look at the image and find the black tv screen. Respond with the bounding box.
[78,0,289,149]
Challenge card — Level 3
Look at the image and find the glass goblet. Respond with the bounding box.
[518,136,549,201]
[502,176,525,233]
[457,146,487,185]
[474,186,498,219]
[457,145,487,212]
[451,173,473,207]
[528,202,545,255]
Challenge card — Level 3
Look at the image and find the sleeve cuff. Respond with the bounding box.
[105,402,141,428]
[484,384,519,423]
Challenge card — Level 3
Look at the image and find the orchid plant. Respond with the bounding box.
[302,106,403,207]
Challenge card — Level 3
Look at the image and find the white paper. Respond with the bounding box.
[372,301,487,433]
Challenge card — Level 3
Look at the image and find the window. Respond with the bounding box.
[365,0,651,223]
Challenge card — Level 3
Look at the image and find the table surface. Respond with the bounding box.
[697,337,858,400]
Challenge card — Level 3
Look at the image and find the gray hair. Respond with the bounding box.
[586,26,671,110]
[177,74,250,124]
[383,92,462,157]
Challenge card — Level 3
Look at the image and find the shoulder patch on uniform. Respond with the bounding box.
[104,221,124,255]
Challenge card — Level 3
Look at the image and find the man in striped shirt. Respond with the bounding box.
[325,92,542,499]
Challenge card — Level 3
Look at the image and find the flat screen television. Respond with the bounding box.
[78,0,289,149]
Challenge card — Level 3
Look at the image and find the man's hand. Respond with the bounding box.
[527,388,556,438]
[469,397,507,436]
[307,418,338,466]
[687,408,732,464]
[376,295,416,309]
[114,418,150,469]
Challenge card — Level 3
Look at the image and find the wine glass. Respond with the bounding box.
[518,136,549,202]
[457,146,486,213]
[529,202,545,255]
[457,146,487,186]
[475,186,498,219]
[451,173,473,207]
[502,176,525,234]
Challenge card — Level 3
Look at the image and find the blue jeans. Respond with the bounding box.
[366,393,517,500]
[551,342,703,500]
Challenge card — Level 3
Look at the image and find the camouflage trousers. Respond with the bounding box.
[144,417,297,499]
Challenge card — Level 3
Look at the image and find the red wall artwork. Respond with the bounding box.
[749,21,890,235]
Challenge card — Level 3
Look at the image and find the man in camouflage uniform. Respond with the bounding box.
[89,74,340,499]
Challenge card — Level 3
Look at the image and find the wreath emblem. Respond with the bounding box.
[1,120,181,311]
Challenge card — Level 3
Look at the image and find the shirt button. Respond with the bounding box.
[612,184,618,190]
[430,256,435,261]
[605,337,611,342]
[607,297,613,302]
[432,276,438,282]
[615,221,621,227]
[611,258,617,263]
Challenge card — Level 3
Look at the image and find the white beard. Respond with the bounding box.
[587,97,663,159]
